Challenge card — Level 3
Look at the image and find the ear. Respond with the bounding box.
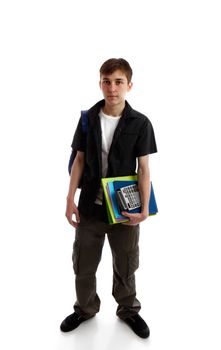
[99,80,102,89]
[127,82,133,91]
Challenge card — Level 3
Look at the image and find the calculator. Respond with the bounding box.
[116,184,141,211]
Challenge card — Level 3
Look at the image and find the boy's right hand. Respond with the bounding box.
[65,198,80,228]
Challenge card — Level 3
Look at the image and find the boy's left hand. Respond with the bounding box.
[121,211,149,226]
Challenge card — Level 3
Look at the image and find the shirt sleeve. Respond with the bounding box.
[135,118,157,157]
[71,115,86,152]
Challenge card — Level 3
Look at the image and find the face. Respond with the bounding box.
[99,69,133,107]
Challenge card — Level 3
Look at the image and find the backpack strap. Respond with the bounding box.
[68,110,88,176]
[81,110,88,133]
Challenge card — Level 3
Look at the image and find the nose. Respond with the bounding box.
[108,82,117,91]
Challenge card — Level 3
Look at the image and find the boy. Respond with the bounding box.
[60,58,157,338]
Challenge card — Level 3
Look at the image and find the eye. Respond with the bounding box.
[103,80,110,86]
[116,80,124,85]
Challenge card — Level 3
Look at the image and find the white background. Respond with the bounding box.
[0,0,221,349]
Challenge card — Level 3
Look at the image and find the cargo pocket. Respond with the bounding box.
[127,247,139,278]
[72,240,80,275]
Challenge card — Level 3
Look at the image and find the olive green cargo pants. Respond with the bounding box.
[72,205,141,320]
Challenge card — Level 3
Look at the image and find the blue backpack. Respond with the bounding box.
[68,110,88,175]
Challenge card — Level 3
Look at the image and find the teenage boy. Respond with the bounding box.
[60,58,157,338]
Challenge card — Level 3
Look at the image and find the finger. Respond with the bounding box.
[121,211,131,218]
[71,221,79,228]
[66,213,77,227]
[122,221,137,226]
[75,210,80,223]
[68,218,75,227]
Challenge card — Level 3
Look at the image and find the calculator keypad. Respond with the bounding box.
[121,184,141,210]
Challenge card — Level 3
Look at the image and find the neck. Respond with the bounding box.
[103,101,125,116]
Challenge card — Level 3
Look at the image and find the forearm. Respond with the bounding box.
[67,153,85,201]
[137,164,150,214]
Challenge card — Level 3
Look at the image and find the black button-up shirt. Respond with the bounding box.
[71,99,157,218]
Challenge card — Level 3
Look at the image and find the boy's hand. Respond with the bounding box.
[66,198,80,228]
[121,211,149,226]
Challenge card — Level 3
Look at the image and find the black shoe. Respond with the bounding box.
[60,312,93,332]
[124,314,150,339]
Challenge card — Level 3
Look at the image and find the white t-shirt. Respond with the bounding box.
[95,109,121,205]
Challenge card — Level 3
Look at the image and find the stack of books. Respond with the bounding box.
[101,175,158,224]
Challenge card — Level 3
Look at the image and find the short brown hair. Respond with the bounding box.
[99,58,133,83]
